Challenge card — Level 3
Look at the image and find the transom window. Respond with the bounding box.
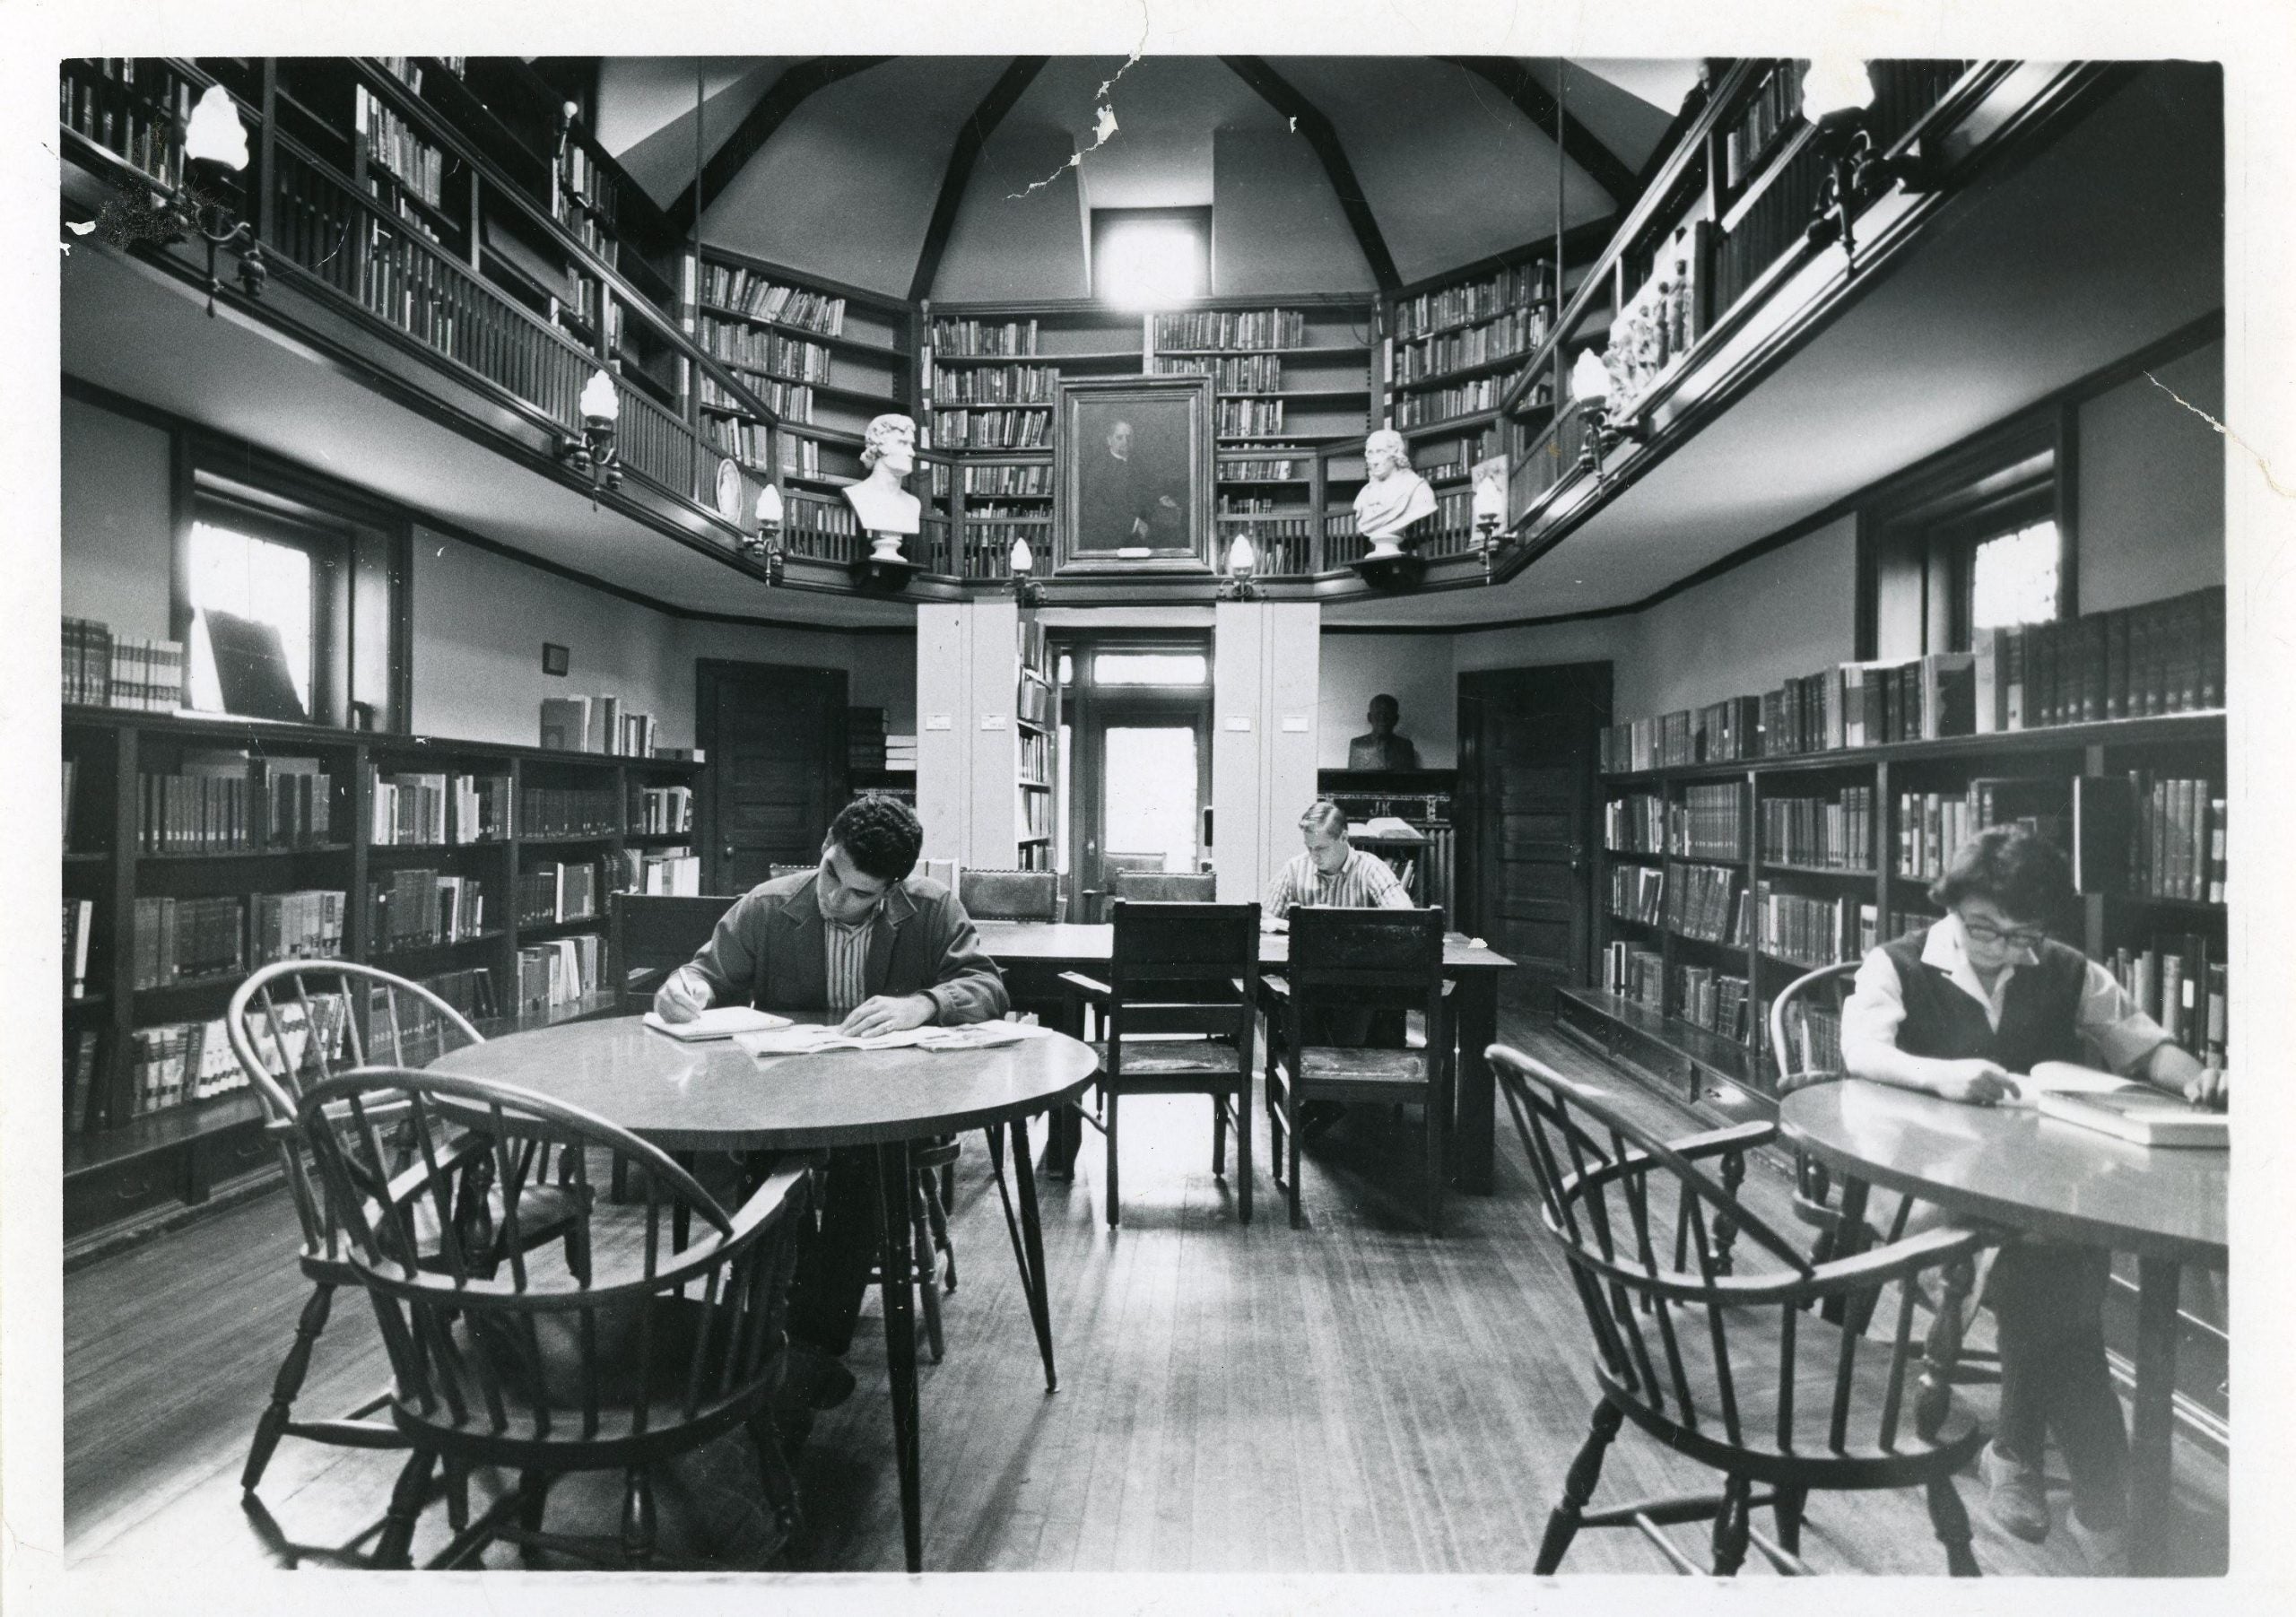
[1093,652,1207,686]
[1970,518,2062,632]
[1091,207,1210,309]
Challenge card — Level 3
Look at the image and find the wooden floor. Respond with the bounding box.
[62,1015,2229,1578]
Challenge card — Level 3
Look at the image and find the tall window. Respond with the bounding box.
[1863,432,2063,657]
[1969,518,2062,632]
[185,518,317,720]
[1091,208,1210,309]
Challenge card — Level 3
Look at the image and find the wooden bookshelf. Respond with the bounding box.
[1014,618,1061,871]
[57,705,705,1248]
[1382,248,1557,500]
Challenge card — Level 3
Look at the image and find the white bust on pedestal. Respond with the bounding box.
[1352,428,1438,560]
[843,413,921,563]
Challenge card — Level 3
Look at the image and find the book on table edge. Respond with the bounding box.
[2035,1087,2228,1147]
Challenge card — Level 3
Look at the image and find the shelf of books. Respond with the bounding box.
[1014,616,1061,872]
[1382,250,1555,505]
[57,685,707,1256]
[1562,586,2228,1129]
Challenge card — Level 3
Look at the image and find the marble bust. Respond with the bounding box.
[843,413,921,562]
[1352,429,1438,560]
[1347,693,1422,772]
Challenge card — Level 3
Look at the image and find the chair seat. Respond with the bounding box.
[1091,1039,1246,1078]
[301,1182,587,1274]
[1603,1295,1985,1484]
[1287,1047,1434,1087]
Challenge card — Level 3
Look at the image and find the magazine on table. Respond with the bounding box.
[734,1020,1043,1059]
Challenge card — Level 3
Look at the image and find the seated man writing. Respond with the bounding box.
[1265,798,1416,1057]
[654,795,1008,1431]
[1838,825,2217,1569]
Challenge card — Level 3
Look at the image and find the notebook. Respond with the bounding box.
[642,1006,794,1041]
[2036,1087,2229,1148]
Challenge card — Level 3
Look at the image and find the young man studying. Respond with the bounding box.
[653,795,1009,1433]
[1838,826,2219,1569]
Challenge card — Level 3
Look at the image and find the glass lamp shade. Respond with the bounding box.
[1226,533,1257,580]
[754,483,784,526]
[578,367,621,426]
[1570,348,1613,407]
[183,85,251,170]
[1801,57,1875,122]
[1009,535,1035,577]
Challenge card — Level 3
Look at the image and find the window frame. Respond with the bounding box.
[1089,205,1213,309]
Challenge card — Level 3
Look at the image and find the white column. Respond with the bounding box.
[916,598,1021,868]
[1212,600,1321,907]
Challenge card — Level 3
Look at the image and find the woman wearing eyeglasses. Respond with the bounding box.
[1839,824,2220,1567]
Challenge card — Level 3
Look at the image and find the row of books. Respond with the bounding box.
[368,871,489,952]
[2121,775,2225,903]
[1897,780,2063,882]
[1753,883,1857,969]
[1760,787,1876,871]
[65,900,95,998]
[132,891,348,989]
[610,847,700,897]
[930,408,1051,450]
[1674,964,1752,1044]
[884,735,918,772]
[354,87,445,207]
[371,771,512,846]
[779,436,823,480]
[1219,454,1308,481]
[554,141,621,264]
[1019,730,1053,785]
[1153,309,1306,352]
[1393,378,1501,429]
[699,265,848,338]
[517,862,598,926]
[65,618,185,712]
[932,462,1054,498]
[1417,425,1504,482]
[1609,864,1665,926]
[1673,783,1745,861]
[517,935,601,1016]
[536,695,661,758]
[1666,863,1746,944]
[1782,1003,1844,1080]
[1390,309,1549,387]
[1217,399,1287,437]
[1018,679,1055,728]
[1724,59,1806,189]
[520,785,618,839]
[60,59,194,188]
[933,365,1059,404]
[1390,260,1552,342]
[1605,792,1665,855]
[703,415,774,469]
[929,317,1041,356]
[139,763,335,853]
[785,497,861,552]
[632,785,693,835]
[699,371,813,423]
[2108,934,2228,1066]
[1603,942,1665,1013]
[1020,788,1053,839]
[1156,354,1283,391]
[696,317,833,386]
[252,889,348,968]
[123,1018,250,1121]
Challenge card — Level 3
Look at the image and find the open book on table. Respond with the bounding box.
[2019,1060,2229,1147]
[642,1006,794,1041]
[733,1021,1042,1059]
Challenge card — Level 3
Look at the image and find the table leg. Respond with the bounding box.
[1008,1114,1059,1393]
[1453,972,1499,1194]
[874,1140,924,1573]
[2126,1256,2183,1577]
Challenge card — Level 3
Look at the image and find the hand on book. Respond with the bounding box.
[1930,1059,2022,1107]
[837,992,935,1039]
[2183,1067,2228,1108]
[654,968,710,1024]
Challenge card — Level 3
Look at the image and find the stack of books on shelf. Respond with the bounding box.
[633,784,693,835]
[1394,378,1501,429]
[699,264,848,337]
[1665,863,1744,944]
[1668,783,1745,859]
[132,895,247,987]
[1608,865,1665,925]
[1154,309,1305,351]
[1673,964,1752,1044]
[696,318,831,384]
[1391,261,1552,341]
[935,463,1055,499]
[1157,354,1283,390]
[2106,933,2228,1068]
[934,365,1057,404]
[1761,787,1874,870]
[884,733,918,773]
[368,870,489,952]
[1220,453,1306,481]
[2123,775,2225,901]
[125,1018,254,1121]
[1898,778,2066,881]
[517,862,599,926]
[139,761,256,853]
[518,784,616,838]
[1392,307,1551,386]
[516,935,601,1015]
[611,846,700,895]
[1217,399,1286,437]
[1602,941,1666,1012]
[1752,883,1860,968]
[536,696,660,757]
[703,415,774,467]
[372,770,512,845]
[1605,792,1666,854]
[1725,60,1807,187]
[931,408,1050,450]
[251,890,348,964]
[354,86,444,208]
[63,616,185,712]
[266,761,336,847]
[930,317,1039,355]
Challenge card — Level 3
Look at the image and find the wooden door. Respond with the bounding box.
[695,661,848,895]
[1457,662,1610,1013]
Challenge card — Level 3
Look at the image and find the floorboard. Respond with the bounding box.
[62,1014,2230,1577]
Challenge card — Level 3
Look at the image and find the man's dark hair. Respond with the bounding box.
[829,795,925,882]
[1929,825,2074,921]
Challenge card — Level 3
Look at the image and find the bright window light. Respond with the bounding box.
[1093,210,1208,309]
[186,519,313,717]
[1094,652,1207,686]
[1971,520,2060,631]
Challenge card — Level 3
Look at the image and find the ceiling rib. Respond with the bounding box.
[910,57,1049,303]
[1219,55,1402,294]
[668,57,894,234]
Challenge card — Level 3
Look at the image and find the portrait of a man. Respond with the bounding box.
[1058,377,1212,571]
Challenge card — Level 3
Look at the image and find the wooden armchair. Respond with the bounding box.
[1490,1043,1991,1576]
[297,1065,813,1569]
[1060,900,1261,1226]
[1261,906,1451,1231]
[607,891,737,1013]
[226,961,592,1497]
[1110,870,1217,905]
[958,867,1062,922]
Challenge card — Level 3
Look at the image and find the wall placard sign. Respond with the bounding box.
[926,715,952,731]
[981,715,1008,731]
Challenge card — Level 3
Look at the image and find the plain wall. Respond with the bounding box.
[2077,338,2226,613]
[1318,632,1457,768]
[928,122,1090,303]
[60,392,173,639]
[1622,515,1859,717]
[1210,128,1377,296]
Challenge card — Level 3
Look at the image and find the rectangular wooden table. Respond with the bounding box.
[974,921,1517,1193]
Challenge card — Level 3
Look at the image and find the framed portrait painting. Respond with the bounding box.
[1056,375,1213,573]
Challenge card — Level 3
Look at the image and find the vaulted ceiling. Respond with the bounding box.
[596,56,1698,299]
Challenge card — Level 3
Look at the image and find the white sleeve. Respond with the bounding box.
[1837,948,1908,1071]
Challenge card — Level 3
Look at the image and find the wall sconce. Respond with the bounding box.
[1570,349,1647,486]
[1472,459,1512,578]
[1009,533,1044,608]
[1800,57,1929,273]
[559,367,622,501]
[171,85,267,315]
[741,482,786,582]
[1218,532,1261,603]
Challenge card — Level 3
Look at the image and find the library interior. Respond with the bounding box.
[49,52,2239,1582]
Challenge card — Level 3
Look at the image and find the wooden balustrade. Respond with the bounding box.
[615,384,700,504]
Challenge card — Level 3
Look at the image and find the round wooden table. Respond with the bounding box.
[1779,1081,2227,1574]
[432,1015,1100,1573]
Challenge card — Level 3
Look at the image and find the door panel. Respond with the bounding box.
[697,662,848,895]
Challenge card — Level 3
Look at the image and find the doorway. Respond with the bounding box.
[1057,641,1213,920]
[695,660,848,895]
[1456,662,1611,1014]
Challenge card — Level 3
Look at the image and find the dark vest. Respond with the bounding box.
[1881,926,2087,1074]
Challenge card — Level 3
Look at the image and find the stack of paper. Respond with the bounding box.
[642,1006,794,1041]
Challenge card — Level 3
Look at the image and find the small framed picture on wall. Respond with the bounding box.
[543,643,570,676]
